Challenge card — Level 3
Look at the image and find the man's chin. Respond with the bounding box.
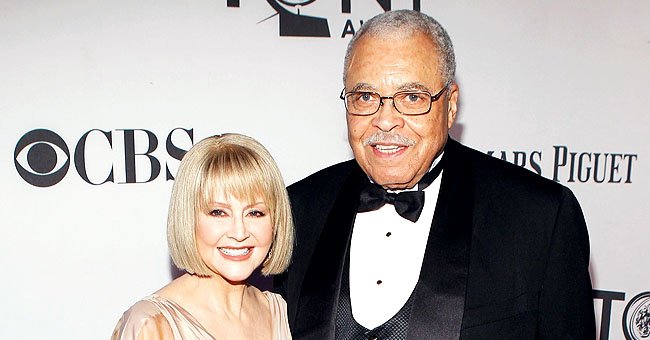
[371,176,417,190]
[382,183,415,190]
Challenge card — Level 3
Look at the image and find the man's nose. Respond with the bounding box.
[372,98,404,132]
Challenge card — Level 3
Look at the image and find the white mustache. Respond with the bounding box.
[363,131,415,146]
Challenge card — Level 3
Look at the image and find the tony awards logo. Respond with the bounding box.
[226,0,422,38]
[262,0,330,37]
[624,292,650,339]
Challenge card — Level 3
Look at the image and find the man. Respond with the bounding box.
[275,10,595,339]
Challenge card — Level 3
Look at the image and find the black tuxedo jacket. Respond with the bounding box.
[275,139,595,339]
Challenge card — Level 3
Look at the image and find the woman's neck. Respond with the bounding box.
[159,272,257,319]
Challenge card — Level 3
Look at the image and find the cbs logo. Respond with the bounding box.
[14,128,193,187]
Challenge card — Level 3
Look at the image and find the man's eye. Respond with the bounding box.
[209,209,227,217]
[354,92,375,102]
[406,93,424,102]
[247,210,266,218]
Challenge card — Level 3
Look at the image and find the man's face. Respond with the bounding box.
[344,32,458,190]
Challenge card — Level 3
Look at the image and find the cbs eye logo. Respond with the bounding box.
[14,128,192,187]
[14,129,70,188]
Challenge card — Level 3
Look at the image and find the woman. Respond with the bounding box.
[112,133,293,339]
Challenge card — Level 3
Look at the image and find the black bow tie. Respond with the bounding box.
[357,157,444,222]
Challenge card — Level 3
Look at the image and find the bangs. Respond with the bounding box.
[198,146,275,212]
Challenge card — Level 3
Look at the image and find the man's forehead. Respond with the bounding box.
[355,30,437,51]
[346,36,440,68]
[349,82,433,93]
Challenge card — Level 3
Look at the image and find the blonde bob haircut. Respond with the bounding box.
[167,133,294,276]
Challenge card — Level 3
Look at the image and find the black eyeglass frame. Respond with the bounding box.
[339,83,449,116]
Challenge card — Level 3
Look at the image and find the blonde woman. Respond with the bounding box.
[112,133,293,339]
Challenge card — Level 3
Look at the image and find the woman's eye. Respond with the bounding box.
[247,210,266,218]
[209,209,227,217]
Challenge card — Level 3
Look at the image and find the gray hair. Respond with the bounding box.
[343,10,456,85]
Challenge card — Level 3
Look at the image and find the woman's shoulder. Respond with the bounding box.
[124,295,164,315]
[261,291,287,304]
[261,290,289,317]
[260,291,292,339]
[111,295,175,340]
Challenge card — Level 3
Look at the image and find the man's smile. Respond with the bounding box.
[371,144,407,155]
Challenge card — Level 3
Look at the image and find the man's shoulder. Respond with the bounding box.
[449,139,566,194]
[288,159,358,194]
[287,159,359,217]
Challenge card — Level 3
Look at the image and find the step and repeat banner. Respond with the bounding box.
[1,1,648,339]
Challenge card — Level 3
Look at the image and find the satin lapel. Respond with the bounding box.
[407,139,474,340]
[291,165,366,339]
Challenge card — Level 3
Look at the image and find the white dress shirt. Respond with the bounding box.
[349,157,443,329]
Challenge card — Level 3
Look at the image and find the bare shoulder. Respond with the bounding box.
[261,290,292,339]
[247,285,271,305]
[261,290,288,313]
[262,290,286,304]
[110,298,174,340]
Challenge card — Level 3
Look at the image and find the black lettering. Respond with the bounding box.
[374,0,391,11]
[577,152,591,183]
[552,145,568,182]
[412,0,421,11]
[623,154,637,183]
[74,129,114,185]
[226,0,239,7]
[592,153,606,183]
[341,19,356,38]
[512,151,526,167]
[529,151,542,175]
[567,152,577,182]
[592,289,625,340]
[608,153,622,183]
[165,128,193,180]
[342,0,351,13]
[342,0,420,13]
[120,129,160,184]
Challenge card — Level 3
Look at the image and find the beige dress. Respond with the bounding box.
[111,292,291,340]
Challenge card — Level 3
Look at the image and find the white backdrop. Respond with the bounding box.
[1,1,648,339]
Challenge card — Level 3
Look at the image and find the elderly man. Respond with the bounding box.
[275,10,595,339]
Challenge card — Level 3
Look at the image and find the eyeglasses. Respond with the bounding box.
[340,84,448,116]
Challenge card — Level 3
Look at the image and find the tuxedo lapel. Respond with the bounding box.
[292,165,366,339]
[407,139,474,340]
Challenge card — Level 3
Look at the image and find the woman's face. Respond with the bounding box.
[195,191,273,283]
